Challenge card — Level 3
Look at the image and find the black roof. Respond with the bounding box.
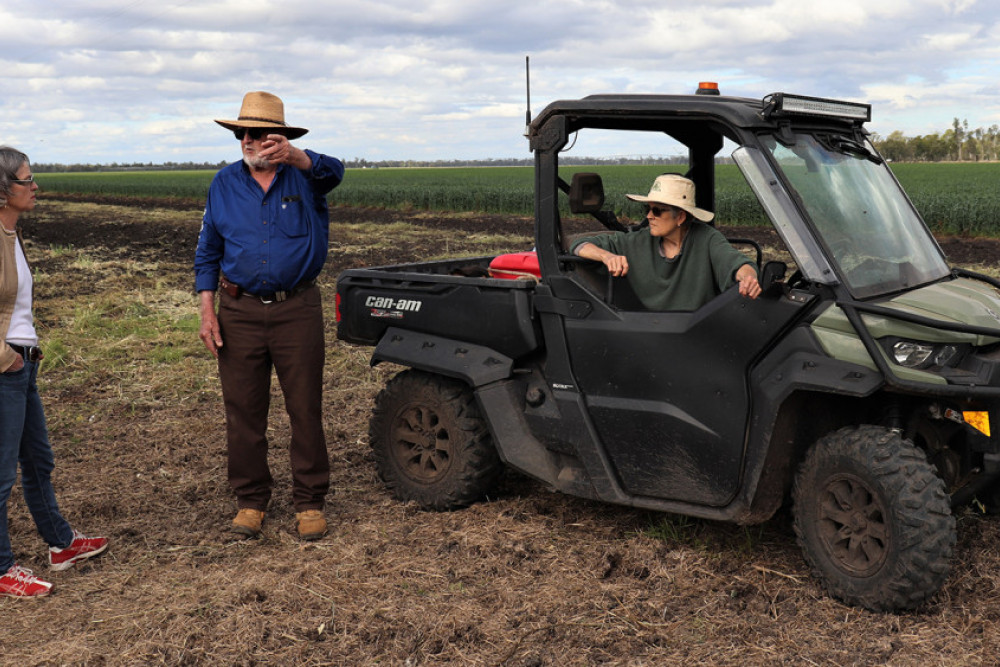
[530,94,766,131]
[529,92,865,135]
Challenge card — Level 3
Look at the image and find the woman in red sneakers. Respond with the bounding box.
[0,147,108,598]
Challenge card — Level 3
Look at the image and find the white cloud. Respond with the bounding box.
[2,0,1000,163]
[924,31,976,51]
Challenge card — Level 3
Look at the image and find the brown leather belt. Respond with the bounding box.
[9,344,43,362]
[219,276,316,304]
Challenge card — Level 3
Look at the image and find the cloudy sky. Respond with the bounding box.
[1,0,997,165]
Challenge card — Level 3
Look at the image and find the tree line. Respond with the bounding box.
[871,119,1000,162]
[33,156,692,172]
[33,161,229,173]
[29,119,1000,171]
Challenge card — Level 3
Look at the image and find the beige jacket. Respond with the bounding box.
[0,228,23,372]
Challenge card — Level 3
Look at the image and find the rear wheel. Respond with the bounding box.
[369,370,503,511]
[792,425,955,611]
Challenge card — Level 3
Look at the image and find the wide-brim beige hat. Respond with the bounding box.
[626,173,714,222]
[215,91,308,139]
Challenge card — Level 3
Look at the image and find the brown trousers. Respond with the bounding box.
[216,284,329,511]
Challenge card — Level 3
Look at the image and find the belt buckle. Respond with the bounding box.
[260,290,288,304]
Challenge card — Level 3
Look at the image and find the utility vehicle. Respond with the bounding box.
[335,83,1000,611]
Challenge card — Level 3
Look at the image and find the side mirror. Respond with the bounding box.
[761,261,787,294]
[569,173,605,214]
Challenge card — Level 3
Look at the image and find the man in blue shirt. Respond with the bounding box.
[195,91,345,541]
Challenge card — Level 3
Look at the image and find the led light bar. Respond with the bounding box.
[768,93,871,122]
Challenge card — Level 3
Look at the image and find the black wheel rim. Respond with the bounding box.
[390,404,454,484]
[817,473,891,576]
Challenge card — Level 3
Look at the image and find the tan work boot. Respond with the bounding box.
[296,510,327,541]
[231,508,265,538]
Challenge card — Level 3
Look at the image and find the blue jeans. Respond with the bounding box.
[0,357,73,573]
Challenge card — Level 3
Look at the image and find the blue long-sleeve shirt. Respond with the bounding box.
[194,149,345,294]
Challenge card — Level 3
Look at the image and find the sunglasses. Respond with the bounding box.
[9,174,34,185]
[645,204,677,218]
[233,128,270,141]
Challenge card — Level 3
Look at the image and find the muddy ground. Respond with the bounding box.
[4,194,1000,666]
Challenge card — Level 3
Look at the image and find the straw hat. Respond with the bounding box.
[214,91,308,139]
[626,174,714,222]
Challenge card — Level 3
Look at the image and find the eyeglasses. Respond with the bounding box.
[233,128,268,141]
[9,174,34,185]
[646,204,677,218]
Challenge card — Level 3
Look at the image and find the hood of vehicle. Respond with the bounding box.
[875,277,1000,343]
[809,277,1000,382]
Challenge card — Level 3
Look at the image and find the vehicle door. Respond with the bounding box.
[558,277,809,506]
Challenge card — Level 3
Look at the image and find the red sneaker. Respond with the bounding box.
[49,531,108,571]
[0,565,53,598]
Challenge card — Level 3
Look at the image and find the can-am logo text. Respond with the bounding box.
[365,296,423,312]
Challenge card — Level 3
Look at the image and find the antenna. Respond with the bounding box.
[524,55,531,138]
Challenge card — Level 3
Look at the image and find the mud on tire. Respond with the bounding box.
[369,370,503,511]
[792,424,956,612]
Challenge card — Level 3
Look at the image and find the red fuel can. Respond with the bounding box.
[488,251,541,280]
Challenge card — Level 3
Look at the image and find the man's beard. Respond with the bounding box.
[244,155,271,170]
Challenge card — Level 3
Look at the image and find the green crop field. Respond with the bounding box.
[888,163,1000,236]
[40,170,217,200]
[36,162,1000,237]
[333,165,770,225]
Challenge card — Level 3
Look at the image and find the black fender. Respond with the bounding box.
[736,326,885,523]
[372,327,514,387]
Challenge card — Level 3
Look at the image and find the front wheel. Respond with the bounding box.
[369,370,503,511]
[792,425,955,611]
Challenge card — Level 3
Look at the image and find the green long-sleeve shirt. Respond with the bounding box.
[570,222,755,311]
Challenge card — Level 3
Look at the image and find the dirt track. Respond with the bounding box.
[4,195,1000,665]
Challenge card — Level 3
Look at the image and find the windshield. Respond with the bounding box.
[761,133,950,298]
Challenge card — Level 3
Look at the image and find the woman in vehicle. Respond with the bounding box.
[572,173,761,310]
[0,147,108,598]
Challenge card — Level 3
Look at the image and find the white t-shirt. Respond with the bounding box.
[6,241,38,346]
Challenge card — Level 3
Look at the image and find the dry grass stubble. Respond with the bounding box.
[2,199,1000,665]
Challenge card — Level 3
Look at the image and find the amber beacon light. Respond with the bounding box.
[696,81,720,95]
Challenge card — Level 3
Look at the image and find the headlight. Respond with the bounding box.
[887,339,960,369]
[892,341,933,367]
[933,345,959,366]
